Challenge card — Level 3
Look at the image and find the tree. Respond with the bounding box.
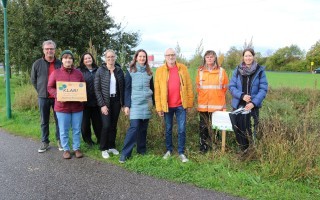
[0,0,140,73]
[224,46,242,70]
[306,40,320,71]
[266,45,305,71]
[189,39,203,69]
[107,26,140,66]
[174,42,188,65]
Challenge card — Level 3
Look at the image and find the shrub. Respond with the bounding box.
[13,84,38,111]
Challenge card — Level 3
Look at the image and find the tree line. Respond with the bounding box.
[178,39,320,72]
[0,0,139,73]
[1,1,320,74]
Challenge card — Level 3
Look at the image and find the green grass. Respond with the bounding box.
[1,75,320,200]
[266,71,320,89]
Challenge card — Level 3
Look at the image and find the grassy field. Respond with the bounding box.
[1,72,320,199]
[265,71,320,89]
[187,67,320,89]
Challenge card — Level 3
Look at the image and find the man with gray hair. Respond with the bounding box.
[154,48,194,162]
[31,40,62,153]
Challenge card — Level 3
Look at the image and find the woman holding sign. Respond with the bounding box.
[229,48,268,154]
[196,50,229,153]
[48,50,85,159]
[94,49,125,159]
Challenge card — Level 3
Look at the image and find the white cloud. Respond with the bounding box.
[108,0,320,60]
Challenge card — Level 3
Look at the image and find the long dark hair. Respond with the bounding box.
[129,49,152,75]
[79,52,98,69]
[202,50,219,67]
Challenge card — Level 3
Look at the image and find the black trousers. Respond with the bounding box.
[199,112,212,152]
[234,108,259,151]
[100,97,121,151]
[81,106,102,144]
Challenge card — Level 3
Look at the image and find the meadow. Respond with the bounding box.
[0,71,319,199]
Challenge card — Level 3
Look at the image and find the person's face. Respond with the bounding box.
[243,51,254,66]
[205,54,215,66]
[106,52,116,66]
[136,51,146,66]
[165,49,176,66]
[43,44,55,60]
[83,54,93,67]
[62,55,73,68]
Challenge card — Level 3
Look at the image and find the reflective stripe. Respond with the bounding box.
[198,85,227,89]
[198,104,226,109]
[199,70,203,86]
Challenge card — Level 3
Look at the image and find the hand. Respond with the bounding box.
[101,106,109,115]
[243,94,251,103]
[245,102,254,111]
[187,108,192,113]
[157,111,164,117]
[124,107,130,116]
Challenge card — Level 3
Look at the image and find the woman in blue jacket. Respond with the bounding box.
[229,48,268,153]
[119,49,154,163]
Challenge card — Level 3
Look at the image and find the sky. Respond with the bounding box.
[107,0,320,61]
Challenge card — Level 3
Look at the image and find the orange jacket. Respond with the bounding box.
[155,62,194,112]
[196,66,229,112]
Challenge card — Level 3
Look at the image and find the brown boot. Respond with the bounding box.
[75,150,83,158]
[63,150,71,159]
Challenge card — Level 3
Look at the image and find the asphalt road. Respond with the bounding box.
[0,130,243,200]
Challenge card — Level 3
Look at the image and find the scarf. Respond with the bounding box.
[238,61,258,76]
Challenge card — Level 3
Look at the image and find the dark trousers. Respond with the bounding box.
[82,106,102,144]
[199,112,212,152]
[121,119,149,159]
[38,97,59,143]
[100,97,121,151]
[234,108,259,151]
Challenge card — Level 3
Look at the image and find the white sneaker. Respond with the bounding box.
[179,154,189,163]
[163,151,171,159]
[102,150,110,159]
[107,148,119,155]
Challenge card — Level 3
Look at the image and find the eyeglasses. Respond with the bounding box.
[44,48,55,51]
[165,54,176,57]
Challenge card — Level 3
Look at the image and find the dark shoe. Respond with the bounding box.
[38,142,50,153]
[75,150,83,158]
[63,151,71,159]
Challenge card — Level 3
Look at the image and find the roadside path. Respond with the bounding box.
[0,130,243,200]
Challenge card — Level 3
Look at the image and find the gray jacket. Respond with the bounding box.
[31,57,62,98]
[94,63,125,108]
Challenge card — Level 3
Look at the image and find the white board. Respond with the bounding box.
[211,111,233,131]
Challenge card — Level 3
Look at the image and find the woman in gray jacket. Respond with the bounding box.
[94,49,124,159]
[119,49,154,163]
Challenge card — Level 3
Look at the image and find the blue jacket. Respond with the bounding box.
[124,65,154,120]
[229,65,268,109]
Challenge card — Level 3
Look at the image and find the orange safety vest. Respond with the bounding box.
[196,66,229,112]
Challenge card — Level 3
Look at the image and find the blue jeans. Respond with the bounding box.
[121,119,149,159]
[164,106,186,154]
[56,111,83,151]
[38,98,59,143]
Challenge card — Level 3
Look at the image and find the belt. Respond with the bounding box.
[110,94,117,97]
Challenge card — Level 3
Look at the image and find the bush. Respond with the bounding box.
[13,84,38,110]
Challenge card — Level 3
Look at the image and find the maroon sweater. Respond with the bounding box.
[48,66,84,113]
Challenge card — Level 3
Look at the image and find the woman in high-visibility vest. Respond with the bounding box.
[196,50,229,153]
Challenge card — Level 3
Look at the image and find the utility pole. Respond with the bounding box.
[2,0,12,119]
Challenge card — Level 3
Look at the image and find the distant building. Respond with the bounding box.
[148,55,154,67]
